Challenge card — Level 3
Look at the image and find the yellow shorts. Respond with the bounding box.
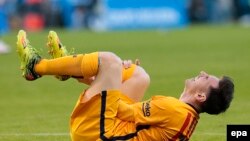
[70,90,134,141]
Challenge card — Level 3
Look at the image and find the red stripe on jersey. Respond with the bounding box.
[171,112,192,141]
[186,116,198,138]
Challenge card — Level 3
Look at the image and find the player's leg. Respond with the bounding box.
[17,30,122,88]
[17,29,148,102]
[17,30,99,80]
[45,30,150,100]
[83,52,123,100]
[70,52,123,140]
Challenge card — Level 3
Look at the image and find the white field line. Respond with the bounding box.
[193,132,225,136]
[0,132,225,137]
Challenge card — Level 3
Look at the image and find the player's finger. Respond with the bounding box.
[122,60,128,68]
[135,59,140,66]
[127,60,132,66]
[123,60,132,69]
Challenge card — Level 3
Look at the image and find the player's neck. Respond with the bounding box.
[179,93,201,113]
[186,102,201,114]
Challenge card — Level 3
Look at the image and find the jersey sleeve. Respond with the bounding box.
[134,98,171,126]
[117,97,172,126]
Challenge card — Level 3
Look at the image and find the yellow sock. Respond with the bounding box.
[80,52,99,77]
[35,51,136,81]
[35,52,99,77]
[122,64,136,82]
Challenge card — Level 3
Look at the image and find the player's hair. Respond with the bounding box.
[201,76,234,115]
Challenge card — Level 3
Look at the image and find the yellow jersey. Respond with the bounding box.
[116,95,199,140]
[70,90,199,141]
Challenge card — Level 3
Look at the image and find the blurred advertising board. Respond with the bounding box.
[93,0,188,30]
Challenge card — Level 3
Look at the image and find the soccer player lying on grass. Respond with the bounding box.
[17,30,234,141]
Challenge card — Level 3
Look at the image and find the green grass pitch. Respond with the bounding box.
[0,25,249,141]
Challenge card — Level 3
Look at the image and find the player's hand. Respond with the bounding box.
[122,60,132,69]
[122,59,140,69]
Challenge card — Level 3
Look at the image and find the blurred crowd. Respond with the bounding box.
[0,0,250,53]
[0,0,99,53]
[0,0,99,33]
[188,0,250,25]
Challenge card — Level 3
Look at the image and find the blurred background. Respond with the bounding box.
[0,0,250,32]
[0,0,250,141]
[1,0,250,53]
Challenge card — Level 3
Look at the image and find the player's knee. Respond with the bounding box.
[99,52,122,70]
[134,66,150,88]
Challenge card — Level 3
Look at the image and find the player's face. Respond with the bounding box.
[184,71,219,95]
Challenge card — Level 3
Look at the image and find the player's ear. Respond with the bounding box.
[194,92,207,103]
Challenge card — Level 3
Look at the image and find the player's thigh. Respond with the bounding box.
[71,90,122,141]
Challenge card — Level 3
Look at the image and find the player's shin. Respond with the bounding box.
[35,52,99,77]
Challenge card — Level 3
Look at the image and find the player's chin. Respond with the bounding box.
[185,78,193,87]
[185,78,191,84]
